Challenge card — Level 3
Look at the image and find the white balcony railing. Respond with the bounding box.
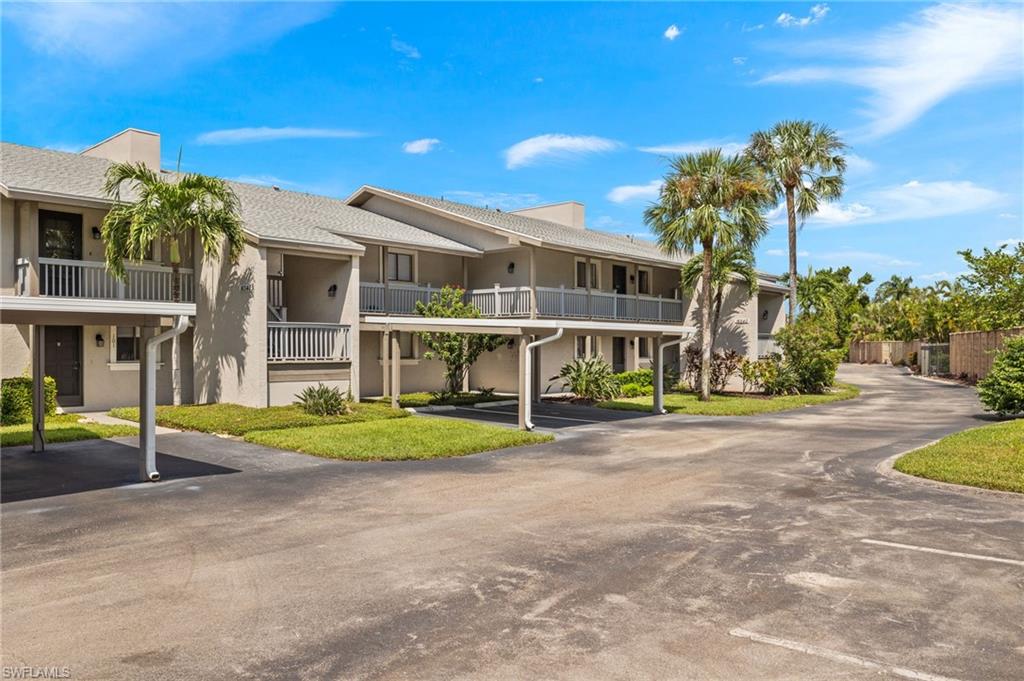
[359,281,685,324]
[758,334,780,357]
[35,257,195,303]
[267,323,351,363]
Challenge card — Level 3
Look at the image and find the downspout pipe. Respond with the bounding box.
[654,333,691,415]
[523,328,564,431]
[140,315,189,482]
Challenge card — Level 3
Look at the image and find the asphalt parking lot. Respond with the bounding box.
[2,365,1021,680]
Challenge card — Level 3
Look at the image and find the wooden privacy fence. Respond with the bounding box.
[848,340,921,365]
[949,327,1024,381]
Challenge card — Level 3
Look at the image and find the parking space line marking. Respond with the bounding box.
[729,628,963,681]
[860,539,1024,567]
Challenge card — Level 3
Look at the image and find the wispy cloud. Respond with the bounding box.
[816,250,918,268]
[761,4,1024,139]
[196,127,370,145]
[3,2,332,69]
[391,37,421,59]
[997,238,1022,249]
[732,57,747,66]
[765,248,809,257]
[664,24,682,41]
[607,180,662,204]
[504,134,621,170]
[228,174,296,188]
[843,153,875,176]
[443,191,542,211]
[741,23,765,33]
[638,139,746,156]
[998,213,1018,220]
[402,138,441,154]
[44,142,86,153]
[776,4,830,28]
[918,270,966,282]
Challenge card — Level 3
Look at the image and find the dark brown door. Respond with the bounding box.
[612,265,627,295]
[38,210,83,296]
[612,336,626,373]
[44,326,82,407]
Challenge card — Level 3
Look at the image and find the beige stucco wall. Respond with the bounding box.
[510,202,585,229]
[358,330,452,396]
[1,324,32,378]
[193,240,267,406]
[757,292,787,336]
[281,253,349,323]
[1,197,16,293]
[81,129,161,171]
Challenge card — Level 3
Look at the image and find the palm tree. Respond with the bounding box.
[874,275,914,303]
[679,245,758,346]
[746,121,846,323]
[102,161,245,403]
[645,150,770,401]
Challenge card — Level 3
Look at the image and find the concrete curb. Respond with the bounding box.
[473,399,518,409]
[404,405,456,414]
[876,445,1023,501]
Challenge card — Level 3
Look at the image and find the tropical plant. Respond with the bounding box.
[295,383,351,416]
[774,318,845,393]
[977,336,1024,416]
[681,346,744,394]
[679,245,758,345]
[644,149,771,401]
[102,160,245,404]
[746,120,847,323]
[557,357,620,402]
[415,286,505,398]
[874,275,914,303]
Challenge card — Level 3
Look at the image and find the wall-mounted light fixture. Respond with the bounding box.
[629,339,635,348]
[630,274,636,283]
[761,309,769,320]
[507,262,515,274]
[91,227,102,240]
[327,284,338,298]
[95,333,105,348]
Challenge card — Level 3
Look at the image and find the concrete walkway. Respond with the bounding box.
[2,365,1020,680]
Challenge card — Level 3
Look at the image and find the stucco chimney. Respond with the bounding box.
[511,201,586,230]
[81,128,161,171]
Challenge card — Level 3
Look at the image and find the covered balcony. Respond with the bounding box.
[18,257,195,303]
[267,322,352,363]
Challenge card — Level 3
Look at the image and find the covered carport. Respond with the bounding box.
[0,295,195,482]
[362,315,695,430]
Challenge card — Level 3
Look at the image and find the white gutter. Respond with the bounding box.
[139,315,189,481]
[653,333,692,414]
[523,328,564,430]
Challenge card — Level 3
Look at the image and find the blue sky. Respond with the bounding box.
[2,2,1022,286]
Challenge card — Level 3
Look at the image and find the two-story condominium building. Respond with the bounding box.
[1,129,787,472]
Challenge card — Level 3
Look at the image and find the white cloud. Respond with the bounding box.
[765,248,809,257]
[816,250,918,268]
[918,271,966,282]
[664,24,682,41]
[196,127,370,145]
[844,153,875,176]
[390,37,421,59]
[504,134,621,170]
[998,213,1018,219]
[741,23,765,33]
[732,57,747,66]
[810,202,876,225]
[592,215,627,230]
[997,238,1022,249]
[638,139,746,156]
[402,138,441,154]
[607,180,663,204]
[761,5,1024,139]
[533,77,544,84]
[443,191,543,211]
[44,142,85,153]
[3,2,331,68]
[776,4,830,28]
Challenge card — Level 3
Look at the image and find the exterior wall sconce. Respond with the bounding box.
[91,227,102,240]
[327,284,338,298]
[507,262,515,274]
[630,274,635,283]
[95,333,105,348]
[761,309,769,320]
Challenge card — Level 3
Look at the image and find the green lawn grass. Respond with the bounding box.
[366,391,513,408]
[244,417,552,461]
[1,413,137,447]
[596,383,860,416]
[894,418,1023,494]
[109,402,406,436]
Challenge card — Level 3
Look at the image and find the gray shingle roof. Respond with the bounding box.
[362,186,691,266]
[0,142,478,255]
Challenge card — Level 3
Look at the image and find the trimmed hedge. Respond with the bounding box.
[1,376,57,425]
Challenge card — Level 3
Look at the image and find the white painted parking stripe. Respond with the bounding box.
[729,628,963,681]
[861,539,1024,567]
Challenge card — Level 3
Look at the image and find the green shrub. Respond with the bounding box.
[614,368,653,387]
[755,355,801,395]
[977,336,1024,416]
[295,383,351,416]
[619,382,654,398]
[556,357,620,402]
[1,376,57,425]
[775,320,845,394]
[682,346,743,393]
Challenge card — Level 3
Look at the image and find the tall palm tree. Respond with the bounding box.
[874,274,914,303]
[746,120,846,323]
[645,150,770,401]
[102,161,245,403]
[679,245,759,346]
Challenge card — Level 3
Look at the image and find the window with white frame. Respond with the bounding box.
[575,335,587,359]
[398,331,416,359]
[387,251,414,282]
[112,326,140,363]
[638,337,650,359]
[637,267,652,296]
[574,257,600,289]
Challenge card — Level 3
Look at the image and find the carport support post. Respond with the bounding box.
[390,332,401,410]
[31,325,45,452]
[654,335,687,414]
[517,335,529,430]
[139,326,158,480]
[382,330,391,399]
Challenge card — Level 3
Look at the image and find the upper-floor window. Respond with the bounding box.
[637,268,652,296]
[574,258,600,289]
[387,252,414,282]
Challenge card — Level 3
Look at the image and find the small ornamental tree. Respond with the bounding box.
[415,286,505,397]
[977,336,1024,416]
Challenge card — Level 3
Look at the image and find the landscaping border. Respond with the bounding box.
[876,446,1023,500]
